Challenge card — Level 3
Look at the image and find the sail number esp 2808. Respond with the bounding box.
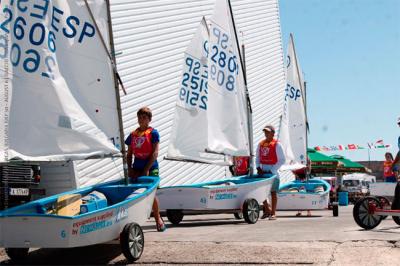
[179,22,240,111]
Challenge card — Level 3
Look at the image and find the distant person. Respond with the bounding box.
[230,156,250,176]
[125,107,166,232]
[292,167,312,217]
[383,152,396,183]
[391,117,400,209]
[256,125,285,220]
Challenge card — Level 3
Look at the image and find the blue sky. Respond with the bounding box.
[279,0,400,162]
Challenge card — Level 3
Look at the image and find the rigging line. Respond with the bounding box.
[83,0,126,95]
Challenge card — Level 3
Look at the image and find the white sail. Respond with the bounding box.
[0,0,121,162]
[166,17,217,163]
[167,0,250,164]
[207,0,249,156]
[279,34,307,171]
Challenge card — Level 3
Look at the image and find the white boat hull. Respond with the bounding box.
[369,182,397,197]
[0,178,158,248]
[158,175,275,210]
[277,191,329,210]
[277,179,330,210]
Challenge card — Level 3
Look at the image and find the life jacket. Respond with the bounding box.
[383,160,395,177]
[131,127,153,160]
[234,156,249,175]
[259,139,278,165]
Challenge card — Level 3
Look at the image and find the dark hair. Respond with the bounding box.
[385,152,394,160]
[137,106,152,121]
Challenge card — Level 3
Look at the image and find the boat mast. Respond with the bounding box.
[290,33,310,178]
[104,0,129,184]
[227,0,254,175]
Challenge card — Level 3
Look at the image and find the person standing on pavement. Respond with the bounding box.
[391,117,400,209]
[383,152,397,183]
[256,125,285,220]
[392,117,400,176]
[292,167,312,217]
[125,106,166,232]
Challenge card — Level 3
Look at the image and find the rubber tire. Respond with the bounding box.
[5,248,29,262]
[391,195,400,226]
[120,222,144,263]
[376,196,391,220]
[166,209,184,225]
[234,212,243,219]
[332,203,339,217]
[243,198,260,224]
[353,197,382,230]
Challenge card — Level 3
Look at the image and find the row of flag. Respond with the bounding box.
[315,140,391,152]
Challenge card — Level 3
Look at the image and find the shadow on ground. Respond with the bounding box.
[0,243,124,265]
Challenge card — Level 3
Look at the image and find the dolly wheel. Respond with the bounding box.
[332,202,339,217]
[5,248,29,262]
[120,222,144,263]
[353,197,382,230]
[376,196,391,220]
[243,198,260,224]
[166,209,184,225]
[234,212,243,219]
[391,199,400,226]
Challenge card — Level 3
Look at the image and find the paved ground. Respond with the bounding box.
[1,205,399,265]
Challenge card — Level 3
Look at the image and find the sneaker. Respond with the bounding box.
[269,215,277,220]
[156,222,167,232]
[261,213,270,219]
[156,217,167,232]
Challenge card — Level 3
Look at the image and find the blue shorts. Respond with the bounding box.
[271,178,280,192]
[385,176,397,183]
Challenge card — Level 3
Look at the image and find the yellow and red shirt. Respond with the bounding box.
[383,160,395,177]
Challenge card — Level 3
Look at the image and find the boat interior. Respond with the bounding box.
[0,177,158,217]
[279,180,330,194]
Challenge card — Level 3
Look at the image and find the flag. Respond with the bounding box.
[347,144,357,150]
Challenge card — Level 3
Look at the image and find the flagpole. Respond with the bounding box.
[368,147,371,169]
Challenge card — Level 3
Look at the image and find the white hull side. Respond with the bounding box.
[369,182,396,197]
[157,177,275,210]
[277,191,329,210]
[0,189,156,248]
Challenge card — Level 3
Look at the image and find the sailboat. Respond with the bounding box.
[276,34,331,211]
[156,0,276,225]
[0,1,158,262]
